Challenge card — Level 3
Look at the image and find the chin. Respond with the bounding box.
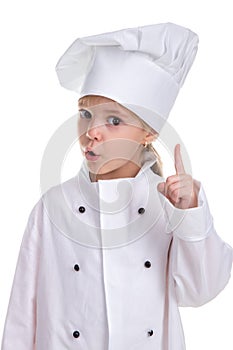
[87,159,129,176]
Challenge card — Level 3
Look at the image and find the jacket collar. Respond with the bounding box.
[49,149,162,246]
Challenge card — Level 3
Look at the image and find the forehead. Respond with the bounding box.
[78,95,133,116]
[78,95,115,107]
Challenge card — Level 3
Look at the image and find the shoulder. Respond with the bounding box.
[42,175,78,202]
[25,175,79,227]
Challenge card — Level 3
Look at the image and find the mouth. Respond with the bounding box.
[85,150,100,161]
[88,150,97,156]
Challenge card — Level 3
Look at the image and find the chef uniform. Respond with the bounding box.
[1,23,233,350]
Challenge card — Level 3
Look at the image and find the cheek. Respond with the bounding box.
[102,139,141,160]
[100,125,144,156]
[77,122,88,148]
[77,120,88,142]
[78,134,85,147]
[118,126,145,143]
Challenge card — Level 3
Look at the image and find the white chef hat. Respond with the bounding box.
[55,22,199,132]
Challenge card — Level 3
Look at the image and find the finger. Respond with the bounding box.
[159,175,182,199]
[166,174,192,188]
[157,182,166,195]
[166,174,185,185]
[166,181,184,198]
[165,178,183,200]
[174,144,186,175]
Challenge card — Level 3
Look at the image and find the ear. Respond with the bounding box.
[144,131,159,144]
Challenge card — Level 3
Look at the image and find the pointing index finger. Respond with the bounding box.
[174,144,186,174]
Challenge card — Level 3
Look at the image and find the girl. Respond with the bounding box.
[1,23,233,350]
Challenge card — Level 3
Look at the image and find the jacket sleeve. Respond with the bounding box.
[161,180,233,307]
[1,199,43,350]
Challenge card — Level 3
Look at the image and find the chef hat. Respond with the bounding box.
[55,22,199,132]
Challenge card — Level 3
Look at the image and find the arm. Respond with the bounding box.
[158,144,233,306]
[1,199,43,349]
[163,182,233,306]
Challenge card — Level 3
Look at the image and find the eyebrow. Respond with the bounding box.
[79,108,130,118]
[104,109,127,115]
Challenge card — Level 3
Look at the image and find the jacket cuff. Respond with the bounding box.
[159,180,214,241]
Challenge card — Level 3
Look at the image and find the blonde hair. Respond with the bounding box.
[133,114,163,177]
[78,95,163,177]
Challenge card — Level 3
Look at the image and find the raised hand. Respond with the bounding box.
[157,144,198,209]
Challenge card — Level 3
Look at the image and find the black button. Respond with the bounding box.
[148,330,154,337]
[144,260,151,268]
[74,264,80,271]
[138,207,145,214]
[79,206,85,213]
[73,330,80,338]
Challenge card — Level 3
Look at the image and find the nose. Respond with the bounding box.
[86,118,103,141]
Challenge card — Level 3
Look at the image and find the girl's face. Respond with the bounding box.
[77,96,155,182]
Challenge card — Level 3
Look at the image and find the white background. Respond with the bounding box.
[0,0,233,348]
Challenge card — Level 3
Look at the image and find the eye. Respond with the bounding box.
[79,109,92,119]
[107,116,122,126]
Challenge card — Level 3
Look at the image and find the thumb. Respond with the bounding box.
[157,182,166,196]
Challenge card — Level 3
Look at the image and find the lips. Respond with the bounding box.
[85,147,98,155]
[88,150,97,156]
[85,149,100,161]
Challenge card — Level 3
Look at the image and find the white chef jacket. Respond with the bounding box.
[1,150,233,350]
